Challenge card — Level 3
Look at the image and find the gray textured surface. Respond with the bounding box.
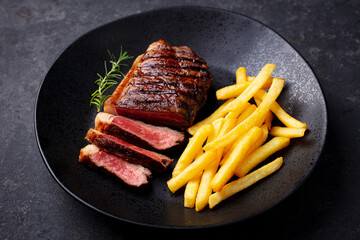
[1,0,359,239]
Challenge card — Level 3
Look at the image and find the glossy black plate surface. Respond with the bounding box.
[35,6,327,228]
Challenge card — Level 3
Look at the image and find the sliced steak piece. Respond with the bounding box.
[95,112,185,151]
[79,144,151,187]
[85,129,173,172]
[104,39,212,129]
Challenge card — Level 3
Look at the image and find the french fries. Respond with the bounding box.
[236,104,257,125]
[209,157,283,209]
[210,126,262,192]
[195,119,224,211]
[167,150,217,193]
[223,64,276,113]
[203,77,284,151]
[254,89,307,129]
[236,67,247,84]
[172,124,212,177]
[187,99,233,135]
[216,82,250,100]
[184,172,202,208]
[235,137,290,177]
[195,160,219,211]
[216,76,276,100]
[167,64,308,211]
[270,126,306,138]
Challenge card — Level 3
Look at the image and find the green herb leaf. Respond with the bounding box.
[90,48,133,112]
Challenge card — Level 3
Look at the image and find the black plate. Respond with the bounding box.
[35,6,327,228]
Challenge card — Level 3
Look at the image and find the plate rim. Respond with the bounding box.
[34,5,328,229]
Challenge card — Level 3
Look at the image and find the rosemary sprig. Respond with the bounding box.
[90,48,133,112]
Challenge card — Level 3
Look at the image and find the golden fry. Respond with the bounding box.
[235,137,290,177]
[208,118,225,143]
[215,66,247,99]
[203,78,285,151]
[223,64,276,112]
[187,98,233,135]
[236,104,257,125]
[216,76,278,100]
[255,89,307,129]
[172,64,307,211]
[209,157,283,209]
[270,127,306,138]
[172,124,212,177]
[225,102,250,119]
[210,127,262,192]
[195,159,219,211]
[184,172,202,208]
[221,124,268,166]
[264,111,274,130]
[246,124,269,155]
[247,76,275,89]
[167,150,217,193]
[195,118,225,211]
[194,120,223,211]
[216,82,249,100]
[236,67,247,84]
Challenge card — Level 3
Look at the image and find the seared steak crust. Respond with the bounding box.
[104,39,212,129]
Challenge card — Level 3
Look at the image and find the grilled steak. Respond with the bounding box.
[104,39,212,129]
[85,129,173,172]
[79,144,151,187]
[95,112,185,151]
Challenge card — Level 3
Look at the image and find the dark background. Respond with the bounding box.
[1,0,359,239]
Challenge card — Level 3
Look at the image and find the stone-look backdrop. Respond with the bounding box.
[0,0,359,239]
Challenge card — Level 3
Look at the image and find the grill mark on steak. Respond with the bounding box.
[129,76,206,92]
[139,64,208,73]
[139,56,207,70]
[123,84,199,100]
[116,96,192,115]
[142,53,206,65]
[133,66,208,79]
[104,39,212,129]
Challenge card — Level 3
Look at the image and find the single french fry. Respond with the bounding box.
[236,67,247,84]
[254,98,273,130]
[195,159,220,211]
[221,123,267,166]
[167,150,217,193]
[223,64,276,112]
[236,104,257,125]
[187,98,234,135]
[216,82,250,100]
[235,137,290,177]
[184,172,202,208]
[247,76,275,89]
[209,157,283,209]
[210,127,262,192]
[246,124,269,156]
[264,111,274,130]
[203,78,285,151]
[194,119,224,211]
[172,124,212,177]
[225,102,250,119]
[255,89,307,129]
[270,127,306,138]
[208,118,225,143]
[216,76,277,100]
[212,115,235,159]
